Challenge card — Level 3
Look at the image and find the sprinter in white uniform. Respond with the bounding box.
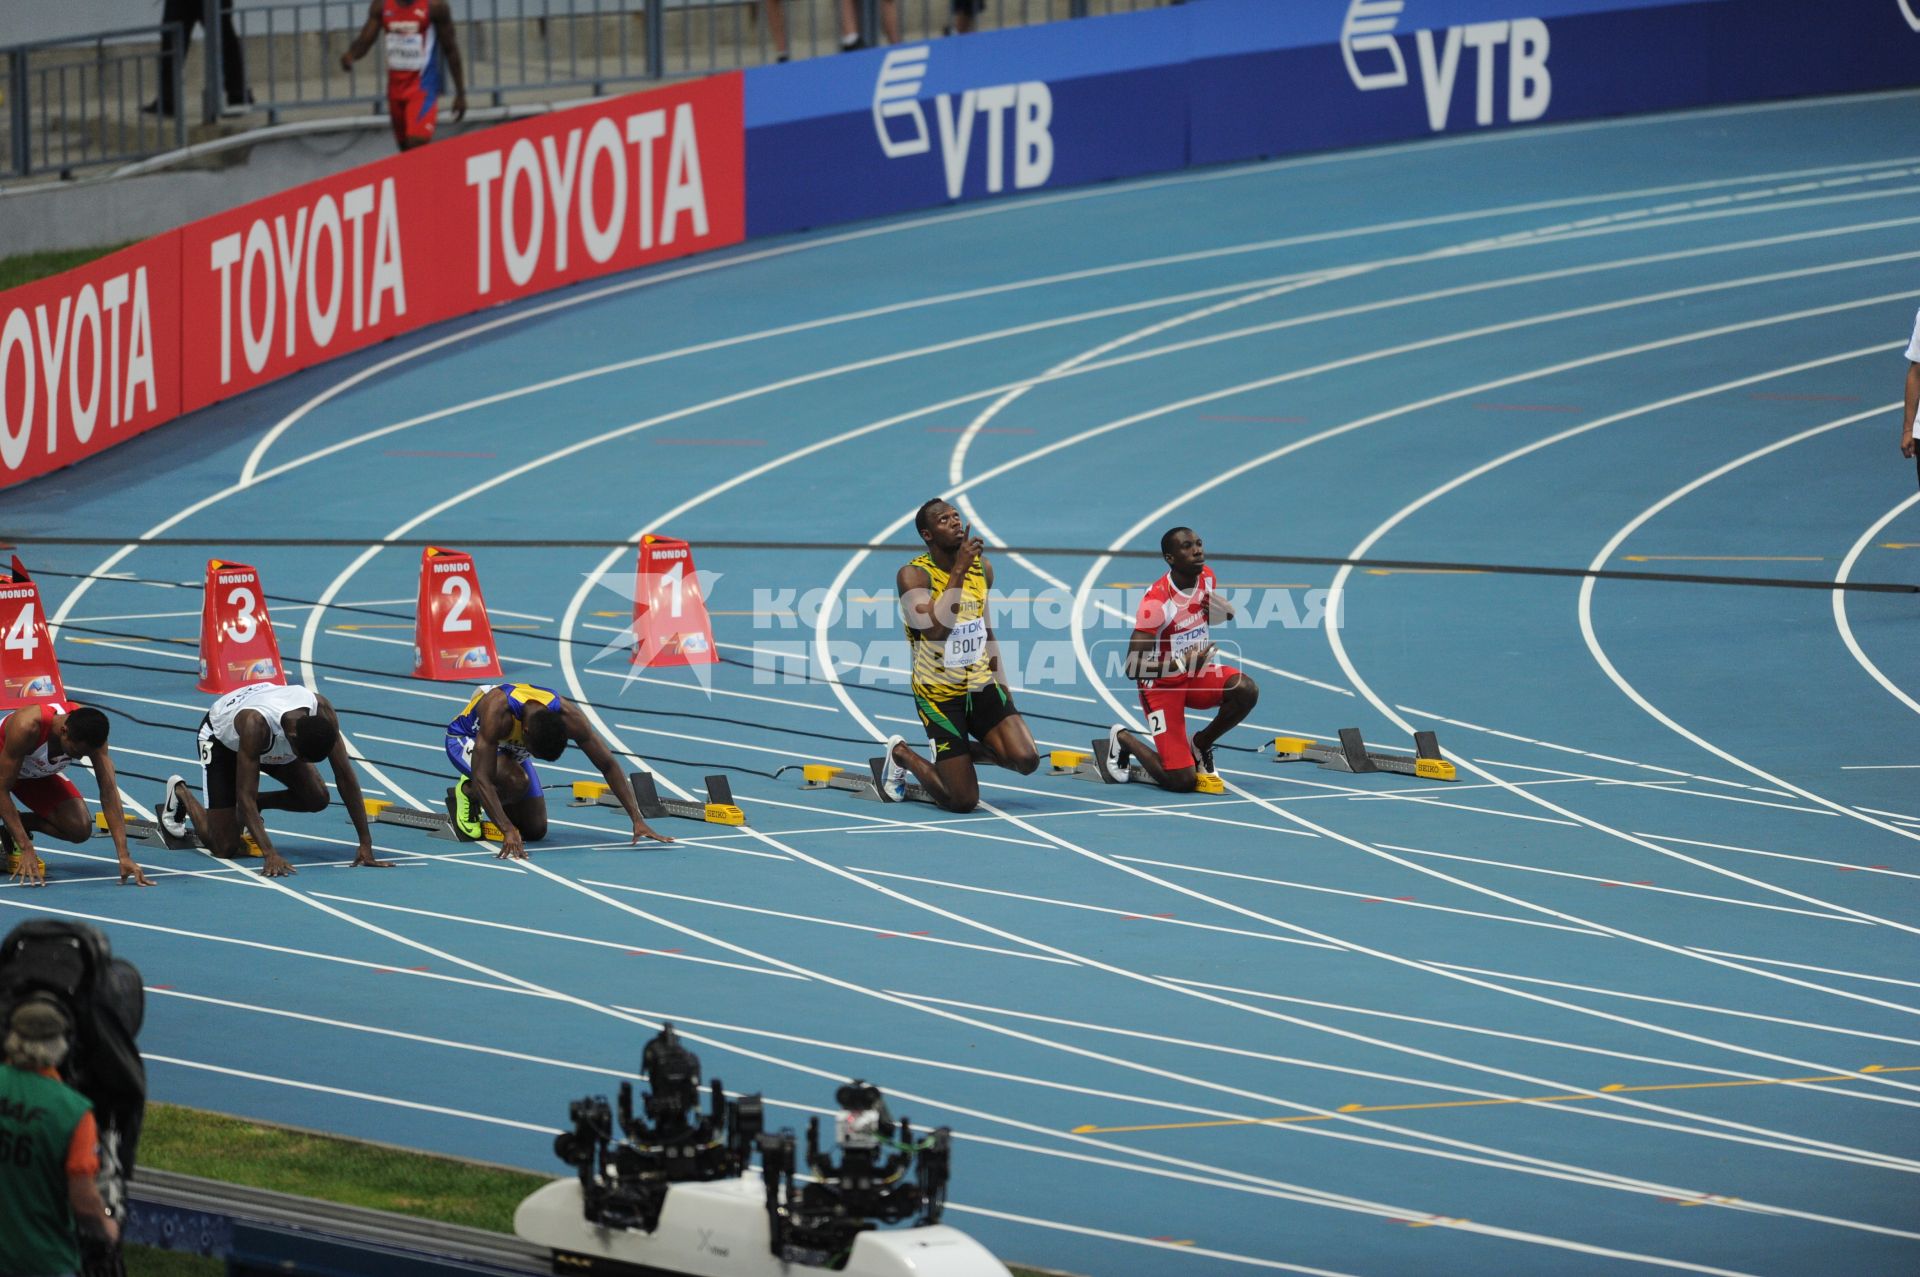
[159,681,388,877]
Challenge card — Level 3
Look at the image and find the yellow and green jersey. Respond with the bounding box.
[904,552,993,699]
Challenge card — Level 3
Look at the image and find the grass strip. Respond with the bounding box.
[0,244,134,291]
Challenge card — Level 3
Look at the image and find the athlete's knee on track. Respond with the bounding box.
[1162,767,1200,794]
[517,813,549,842]
[290,785,330,814]
[1003,746,1041,776]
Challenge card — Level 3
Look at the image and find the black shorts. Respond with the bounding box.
[952,0,985,13]
[197,721,307,810]
[914,682,1017,760]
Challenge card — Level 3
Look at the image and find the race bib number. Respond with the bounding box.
[943,617,987,670]
[197,734,215,769]
[385,31,428,70]
[1169,624,1210,659]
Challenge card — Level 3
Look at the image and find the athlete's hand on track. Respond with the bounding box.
[351,840,394,869]
[632,818,674,846]
[117,856,153,887]
[10,844,46,887]
[496,827,528,860]
[260,851,297,878]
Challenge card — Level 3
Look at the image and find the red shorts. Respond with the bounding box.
[9,774,82,820]
[388,82,438,143]
[1138,663,1239,771]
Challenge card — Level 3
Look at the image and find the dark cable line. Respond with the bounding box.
[9,540,1913,594]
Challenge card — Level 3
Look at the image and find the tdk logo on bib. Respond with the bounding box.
[1340,1,1551,132]
[873,47,1054,199]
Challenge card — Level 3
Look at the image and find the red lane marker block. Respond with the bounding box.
[631,534,718,668]
[0,556,66,708]
[195,559,285,692]
[148,984,174,991]
[376,965,430,974]
[412,546,502,680]
[1837,865,1892,872]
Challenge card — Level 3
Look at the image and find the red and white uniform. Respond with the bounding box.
[3,701,83,819]
[1133,568,1238,772]
[382,0,443,143]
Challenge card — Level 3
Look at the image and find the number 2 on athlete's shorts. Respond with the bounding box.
[1146,709,1167,738]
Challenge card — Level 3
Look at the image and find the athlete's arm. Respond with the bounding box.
[0,710,43,883]
[1903,361,1919,459]
[341,0,383,70]
[233,711,292,877]
[85,747,151,886]
[563,705,672,845]
[895,563,947,640]
[317,699,390,869]
[468,691,525,858]
[1124,625,1180,682]
[428,0,467,121]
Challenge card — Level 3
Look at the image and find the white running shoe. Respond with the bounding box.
[1097,725,1133,783]
[159,775,190,839]
[877,735,910,802]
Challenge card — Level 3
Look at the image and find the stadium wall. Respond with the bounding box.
[3,0,1915,490]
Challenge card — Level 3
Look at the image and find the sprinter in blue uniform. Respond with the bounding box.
[446,682,670,858]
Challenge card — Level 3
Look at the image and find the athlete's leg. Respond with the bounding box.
[11,778,92,844]
[498,757,547,842]
[889,742,980,813]
[975,713,1040,776]
[1192,671,1259,760]
[258,761,330,814]
[1122,689,1199,792]
[22,797,92,845]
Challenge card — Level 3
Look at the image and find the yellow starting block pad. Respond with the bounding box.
[574,772,749,827]
[1193,773,1226,795]
[1050,748,1092,774]
[1274,728,1456,782]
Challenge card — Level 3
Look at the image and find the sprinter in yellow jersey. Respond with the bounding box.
[445,681,671,859]
[878,499,1039,812]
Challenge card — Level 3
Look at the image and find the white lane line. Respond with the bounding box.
[1832,490,1920,717]
[146,1054,560,1132]
[1396,706,1791,793]
[1575,405,1920,857]
[1108,855,1603,935]
[301,892,807,979]
[580,665,838,712]
[1476,759,1828,815]
[1053,336,1920,1010]
[846,868,1346,950]
[1427,963,1920,1051]
[575,880,1077,965]
[1371,843,1868,923]
[1296,363,1920,948]
[1636,831,1920,880]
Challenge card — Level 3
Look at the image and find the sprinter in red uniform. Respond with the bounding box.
[1099,526,1259,792]
[341,0,467,151]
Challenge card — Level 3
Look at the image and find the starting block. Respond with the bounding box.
[571,774,746,827]
[354,793,501,843]
[779,760,943,807]
[1273,729,1456,782]
[94,810,261,856]
[1052,743,1227,794]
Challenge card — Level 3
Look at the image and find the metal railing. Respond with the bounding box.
[3,0,1171,181]
[4,23,189,180]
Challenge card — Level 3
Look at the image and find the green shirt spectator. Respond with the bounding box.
[0,999,116,1277]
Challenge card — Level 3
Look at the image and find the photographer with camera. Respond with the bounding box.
[0,998,119,1277]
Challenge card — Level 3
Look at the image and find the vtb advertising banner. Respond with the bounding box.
[0,71,744,489]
